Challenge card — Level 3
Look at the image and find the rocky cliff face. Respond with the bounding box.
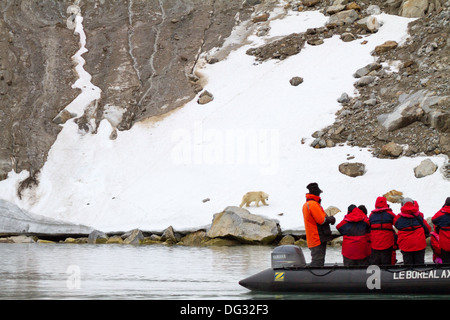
[244,0,448,167]
[0,0,78,181]
[0,0,257,182]
[79,0,255,130]
[322,2,450,158]
[308,0,449,166]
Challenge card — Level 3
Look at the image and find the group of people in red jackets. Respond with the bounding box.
[337,195,450,266]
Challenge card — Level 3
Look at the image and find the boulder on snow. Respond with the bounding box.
[340,32,356,42]
[197,90,214,105]
[290,76,304,86]
[381,142,403,158]
[0,199,93,236]
[374,40,398,54]
[206,206,281,244]
[356,16,381,33]
[338,162,366,177]
[353,62,382,78]
[328,9,359,25]
[383,189,404,203]
[337,92,350,104]
[414,159,438,178]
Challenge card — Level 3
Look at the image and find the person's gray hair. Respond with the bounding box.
[401,197,414,206]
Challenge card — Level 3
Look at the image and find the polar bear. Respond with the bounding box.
[239,191,269,208]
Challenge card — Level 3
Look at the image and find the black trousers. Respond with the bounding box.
[343,256,370,266]
[370,247,393,265]
[309,242,327,267]
[401,249,425,265]
[441,249,450,263]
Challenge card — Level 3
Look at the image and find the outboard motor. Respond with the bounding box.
[271,245,306,269]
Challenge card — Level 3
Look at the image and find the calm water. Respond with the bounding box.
[0,243,446,300]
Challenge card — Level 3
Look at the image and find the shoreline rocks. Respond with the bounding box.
[0,202,440,249]
[0,207,287,247]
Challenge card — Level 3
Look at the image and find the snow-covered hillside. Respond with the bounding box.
[0,5,448,233]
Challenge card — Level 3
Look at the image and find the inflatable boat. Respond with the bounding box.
[239,245,450,294]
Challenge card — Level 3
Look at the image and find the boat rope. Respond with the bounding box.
[306,266,338,277]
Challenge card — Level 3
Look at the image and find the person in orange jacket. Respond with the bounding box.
[302,182,335,267]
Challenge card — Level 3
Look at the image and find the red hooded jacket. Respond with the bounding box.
[432,205,450,251]
[337,207,371,260]
[369,197,396,250]
[394,201,431,252]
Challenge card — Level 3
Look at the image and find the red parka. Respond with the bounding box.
[394,201,431,252]
[369,197,396,250]
[337,207,371,260]
[432,204,450,251]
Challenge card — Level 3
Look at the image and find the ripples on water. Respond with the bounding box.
[0,243,444,300]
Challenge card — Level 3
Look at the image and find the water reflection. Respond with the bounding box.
[0,243,442,299]
[0,244,273,299]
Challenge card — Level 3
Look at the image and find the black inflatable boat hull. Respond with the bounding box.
[239,264,450,294]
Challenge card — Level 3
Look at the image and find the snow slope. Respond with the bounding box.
[0,5,448,233]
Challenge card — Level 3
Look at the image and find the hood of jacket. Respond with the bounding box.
[344,207,367,222]
[375,196,389,209]
[440,205,450,214]
[371,196,393,214]
[399,200,420,217]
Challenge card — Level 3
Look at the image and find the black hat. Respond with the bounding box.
[347,204,357,213]
[445,197,450,207]
[307,182,322,196]
[358,205,368,215]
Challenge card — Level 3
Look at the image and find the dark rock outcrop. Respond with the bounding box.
[0,0,256,182]
[0,1,78,181]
